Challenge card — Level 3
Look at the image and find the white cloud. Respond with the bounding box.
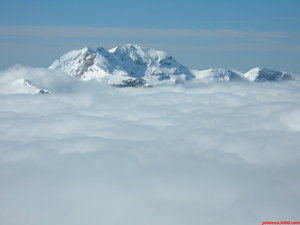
[0,66,300,225]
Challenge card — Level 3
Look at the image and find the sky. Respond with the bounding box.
[0,0,300,72]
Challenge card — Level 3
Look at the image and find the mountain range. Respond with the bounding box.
[49,44,296,87]
[1,44,297,95]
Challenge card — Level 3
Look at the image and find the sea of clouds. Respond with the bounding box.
[0,65,300,225]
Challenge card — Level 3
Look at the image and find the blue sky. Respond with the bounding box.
[1,0,300,73]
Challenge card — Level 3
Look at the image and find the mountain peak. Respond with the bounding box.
[244,67,294,82]
[49,44,195,86]
[6,78,50,94]
[82,46,94,52]
[108,44,194,83]
[192,68,245,82]
[123,43,143,49]
[110,44,169,61]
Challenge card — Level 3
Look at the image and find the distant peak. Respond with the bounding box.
[73,46,96,55]
[123,43,142,49]
[246,67,259,72]
[243,67,294,82]
[114,44,169,60]
[110,44,162,55]
[81,46,94,52]
[247,67,275,73]
[118,44,147,54]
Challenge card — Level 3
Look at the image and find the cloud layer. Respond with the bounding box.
[0,66,300,225]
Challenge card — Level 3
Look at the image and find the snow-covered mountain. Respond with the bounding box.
[109,44,195,85]
[0,78,50,95]
[49,44,194,87]
[49,46,148,87]
[243,67,294,82]
[49,44,296,87]
[192,67,295,82]
[192,68,245,82]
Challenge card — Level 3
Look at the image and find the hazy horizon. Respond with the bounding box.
[1,0,300,73]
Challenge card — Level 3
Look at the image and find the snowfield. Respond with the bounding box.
[0,65,300,225]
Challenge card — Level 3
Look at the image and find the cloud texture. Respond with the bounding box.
[0,66,300,225]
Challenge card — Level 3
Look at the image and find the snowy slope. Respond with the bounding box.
[49,47,147,87]
[110,44,195,85]
[192,67,295,83]
[243,67,294,82]
[192,68,245,82]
